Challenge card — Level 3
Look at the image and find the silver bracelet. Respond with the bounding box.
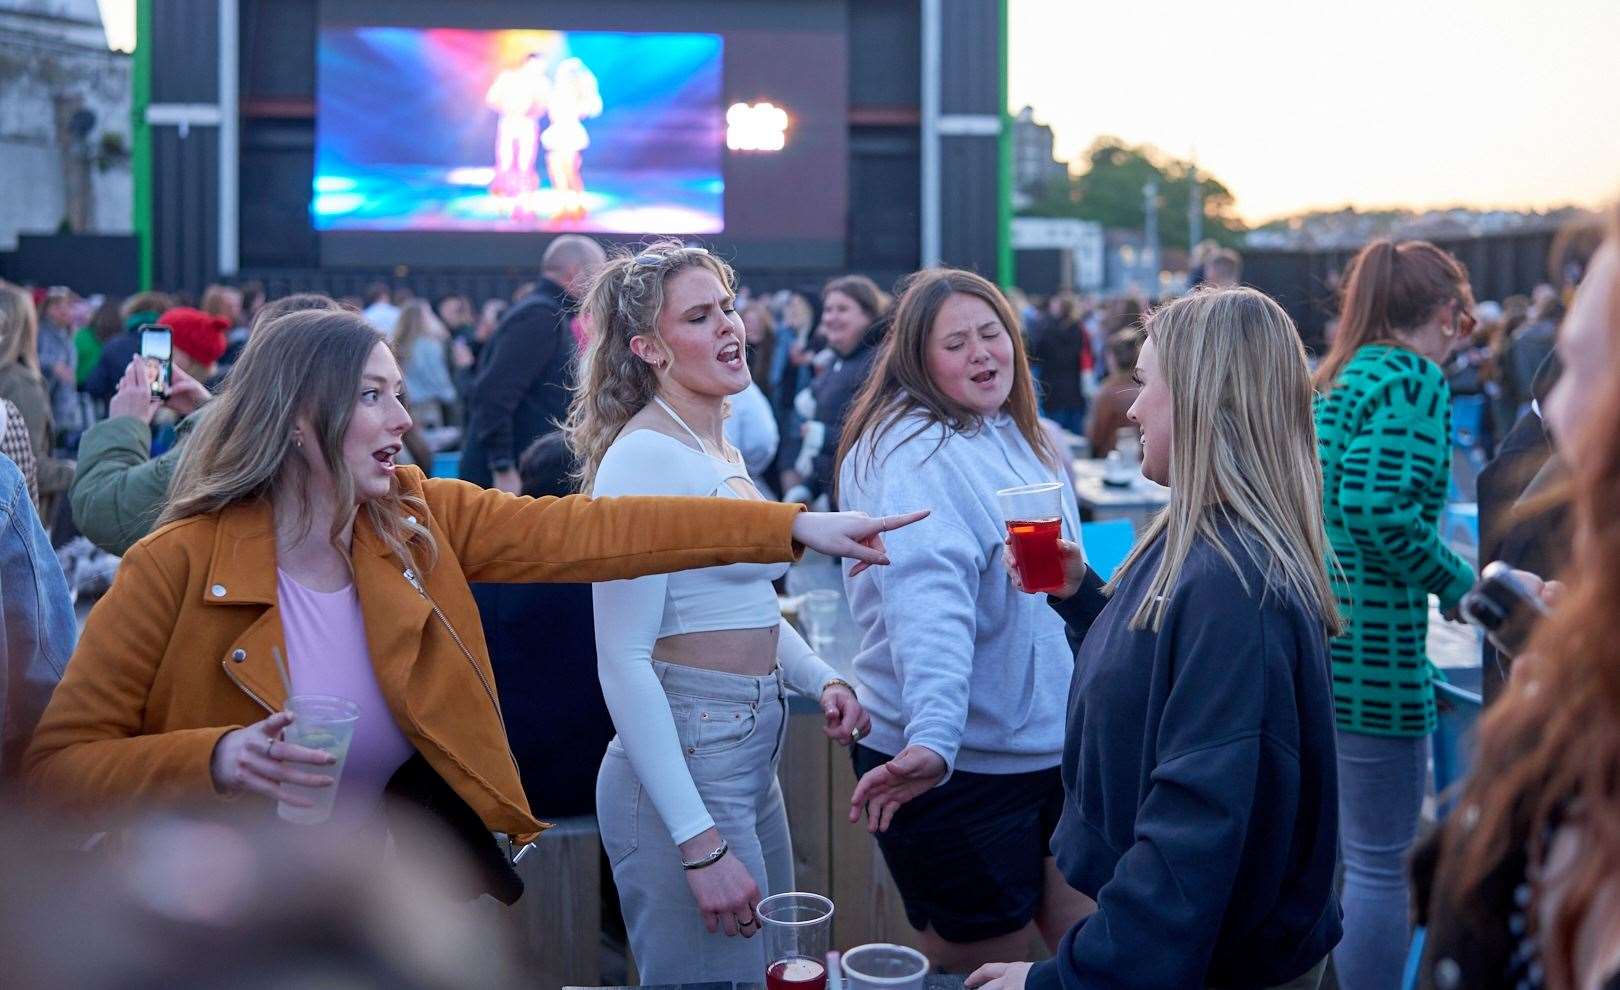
[681,838,730,871]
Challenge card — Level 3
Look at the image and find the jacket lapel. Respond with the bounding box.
[205,500,288,712]
[350,514,434,703]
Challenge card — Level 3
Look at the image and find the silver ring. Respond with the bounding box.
[850,726,864,742]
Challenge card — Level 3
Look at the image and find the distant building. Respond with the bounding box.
[1244,206,1582,251]
[0,0,132,250]
[1012,105,1068,210]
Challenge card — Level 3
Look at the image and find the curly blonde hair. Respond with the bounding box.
[563,240,737,492]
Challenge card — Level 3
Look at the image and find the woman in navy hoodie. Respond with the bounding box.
[970,287,1344,990]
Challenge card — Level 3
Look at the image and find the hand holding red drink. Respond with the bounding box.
[996,483,1072,594]
[1002,536,1088,600]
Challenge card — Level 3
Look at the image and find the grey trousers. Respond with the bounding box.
[597,661,795,985]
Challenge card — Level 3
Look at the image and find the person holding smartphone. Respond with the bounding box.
[969,287,1342,990]
[71,295,342,558]
[27,306,921,903]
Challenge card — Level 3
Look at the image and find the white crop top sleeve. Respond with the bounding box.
[592,432,716,845]
[593,425,840,845]
[776,617,840,699]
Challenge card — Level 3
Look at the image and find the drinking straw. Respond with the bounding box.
[826,951,843,990]
[271,645,294,703]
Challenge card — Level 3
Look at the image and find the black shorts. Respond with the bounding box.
[852,744,1064,944]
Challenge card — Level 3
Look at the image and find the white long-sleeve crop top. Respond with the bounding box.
[591,404,841,845]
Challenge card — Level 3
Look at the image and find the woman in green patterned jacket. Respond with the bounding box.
[1312,238,1478,990]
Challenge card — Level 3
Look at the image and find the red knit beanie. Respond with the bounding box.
[158,307,230,366]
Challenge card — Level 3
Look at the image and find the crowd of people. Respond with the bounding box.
[0,200,1614,990]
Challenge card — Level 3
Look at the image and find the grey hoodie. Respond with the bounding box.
[838,409,1080,777]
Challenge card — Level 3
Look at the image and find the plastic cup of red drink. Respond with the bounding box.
[761,892,834,990]
[998,481,1067,594]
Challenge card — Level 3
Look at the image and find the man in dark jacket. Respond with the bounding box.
[460,235,605,492]
[1476,353,1567,703]
[475,432,610,818]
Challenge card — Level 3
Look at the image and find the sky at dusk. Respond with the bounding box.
[1008,0,1620,222]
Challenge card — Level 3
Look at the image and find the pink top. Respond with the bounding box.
[277,570,415,829]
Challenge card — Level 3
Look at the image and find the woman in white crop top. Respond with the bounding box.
[566,242,884,984]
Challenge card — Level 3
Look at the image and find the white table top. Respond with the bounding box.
[1071,458,1170,510]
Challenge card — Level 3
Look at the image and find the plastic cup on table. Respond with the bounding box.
[997,481,1067,594]
[761,892,835,990]
[275,694,359,825]
[840,943,929,990]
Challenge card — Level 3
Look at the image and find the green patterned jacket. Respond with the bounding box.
[1315,344,1475,737]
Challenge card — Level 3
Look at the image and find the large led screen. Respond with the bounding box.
[314,28,724,234]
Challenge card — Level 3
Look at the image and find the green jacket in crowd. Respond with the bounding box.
[69,408,206,557]
[1315,344,1475,738]
[73,327,104,388]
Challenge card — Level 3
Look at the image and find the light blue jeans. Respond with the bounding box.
[597,661,794,985]
[1333,729,1428,990]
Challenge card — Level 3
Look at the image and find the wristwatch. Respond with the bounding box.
[489,457,515,473]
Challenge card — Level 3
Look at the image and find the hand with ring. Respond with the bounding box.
[209,710,336,804]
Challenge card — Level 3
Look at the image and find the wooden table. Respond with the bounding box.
[778,693,923,954]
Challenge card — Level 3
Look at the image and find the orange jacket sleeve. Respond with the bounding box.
[419,474,804,584]
[25,539,237,815]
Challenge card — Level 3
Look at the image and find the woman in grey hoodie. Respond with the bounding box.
[836,268,1092,973]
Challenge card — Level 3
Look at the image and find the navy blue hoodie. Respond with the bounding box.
[1027,520,1342,990]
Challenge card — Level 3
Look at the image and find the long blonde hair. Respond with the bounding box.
[391,299,447,364]
[563,241,737,492]
[1112,287,1342,634]
[158,309,436,570]
[836,268,1061,497]
[0,284,42,374]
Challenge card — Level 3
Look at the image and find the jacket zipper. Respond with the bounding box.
[221,659,274,714]
[402,568,526,786]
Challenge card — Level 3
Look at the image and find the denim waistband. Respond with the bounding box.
[650,660,784,706]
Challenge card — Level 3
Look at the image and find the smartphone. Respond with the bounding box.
[1460,561,1551,658]
[139,326,172,399]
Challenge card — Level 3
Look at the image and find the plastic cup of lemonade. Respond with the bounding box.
[275,694,359,825]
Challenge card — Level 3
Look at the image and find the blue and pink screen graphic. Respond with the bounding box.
[315,28,724,234]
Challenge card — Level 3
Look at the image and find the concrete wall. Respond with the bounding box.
[0,1,132,249]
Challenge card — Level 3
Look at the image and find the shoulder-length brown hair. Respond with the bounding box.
[158,309,435,571]
[1439,209,1620,990]
[835,268,1060,498]
[1313,238,1472,390]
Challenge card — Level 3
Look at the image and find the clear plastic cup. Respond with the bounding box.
[761,892,834,990]
[841,943,929,990]
[276,694,360,825]
[802,589,842,654]
[997,482,1066,594]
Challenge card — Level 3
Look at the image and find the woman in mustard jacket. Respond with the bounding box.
[25,309,918,900]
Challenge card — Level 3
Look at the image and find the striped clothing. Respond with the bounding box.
[1315,345,1475,736]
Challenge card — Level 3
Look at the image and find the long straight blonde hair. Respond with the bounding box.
[1112,287,1342,634]
[158,309,436,571]
[564,240,737,492]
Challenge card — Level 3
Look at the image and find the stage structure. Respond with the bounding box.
[135,0,1010,297]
